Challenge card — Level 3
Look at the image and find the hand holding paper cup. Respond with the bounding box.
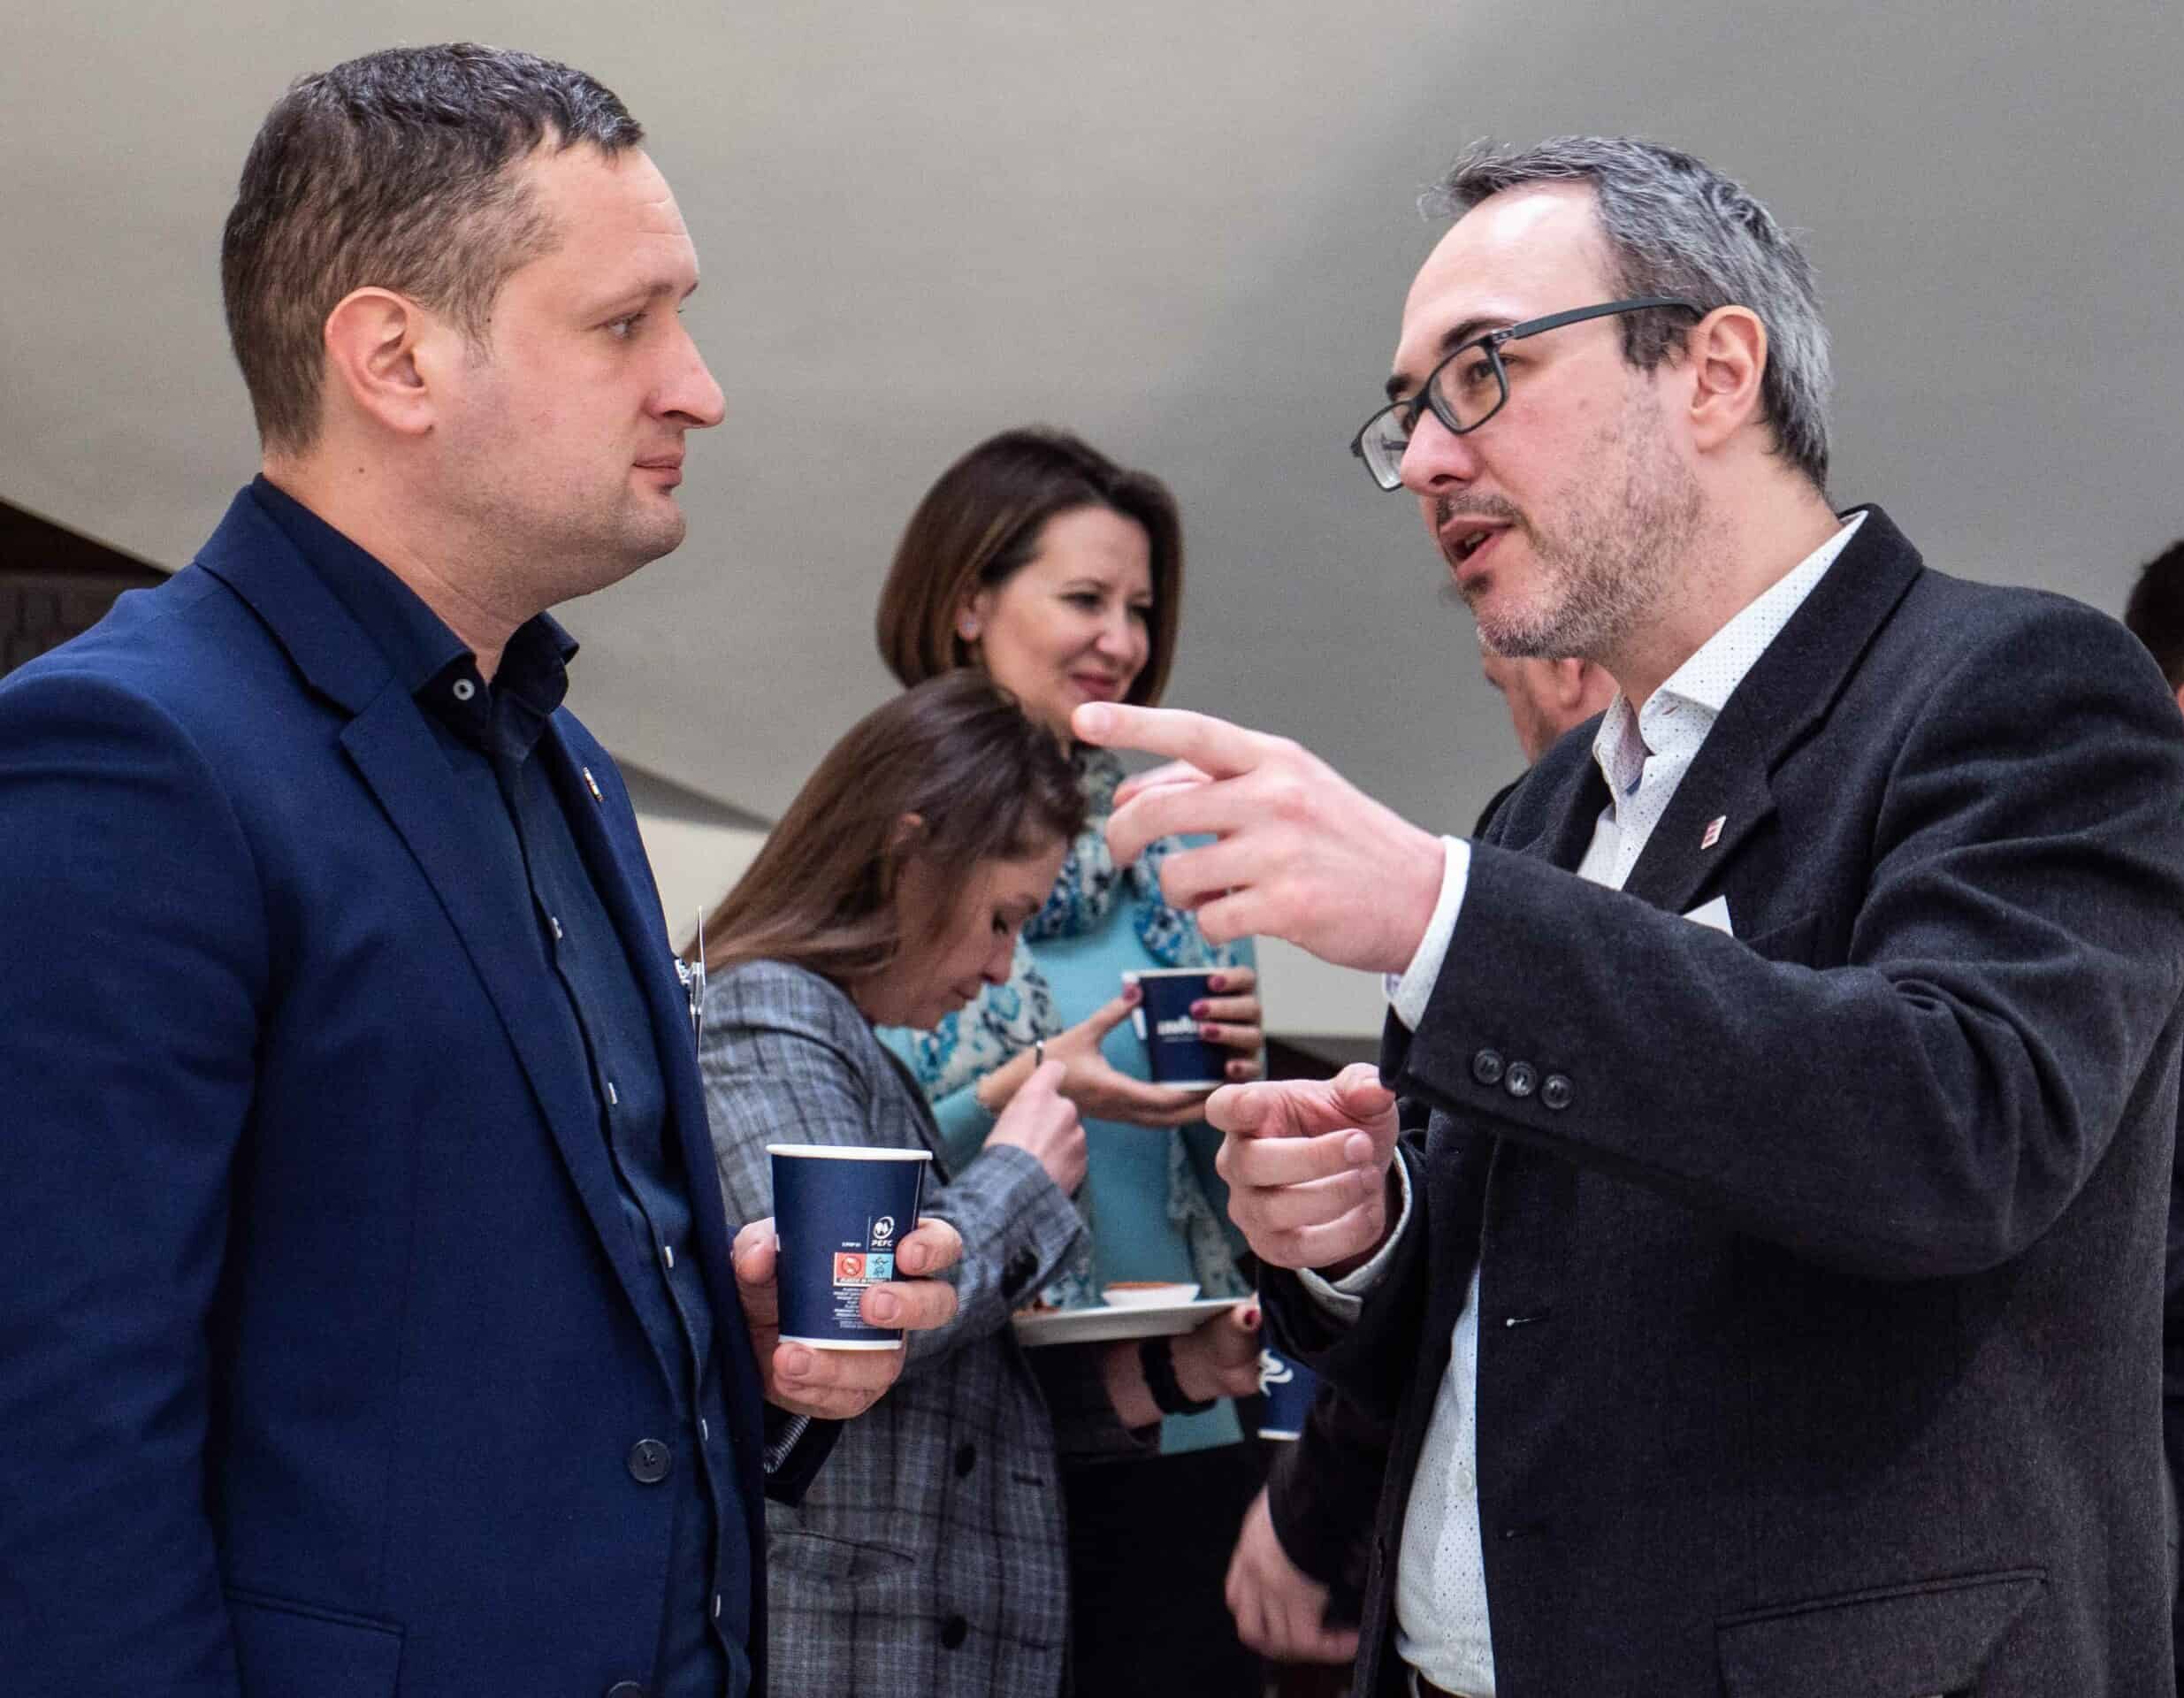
[1256,1341,1320,1440]
[1123,968,1229,1090]
[768,1144,934,1349]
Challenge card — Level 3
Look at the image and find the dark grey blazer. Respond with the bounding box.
[1267,507,2184,1697]
[699,959,1146,1698]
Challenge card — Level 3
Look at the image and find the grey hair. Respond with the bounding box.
[1424,137,1832,490]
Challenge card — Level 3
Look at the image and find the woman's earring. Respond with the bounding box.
[957,616,980,641]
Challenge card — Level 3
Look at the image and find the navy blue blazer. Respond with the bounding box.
[1266,508,2184,1696]
[0,491,823,1695]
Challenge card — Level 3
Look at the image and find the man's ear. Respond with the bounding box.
[1683,304,1768,455]
[320,287,446,439]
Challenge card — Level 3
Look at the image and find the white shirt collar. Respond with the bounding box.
[1592,510,1867,796]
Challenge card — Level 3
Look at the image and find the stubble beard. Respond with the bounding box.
[1461,389,1700,664]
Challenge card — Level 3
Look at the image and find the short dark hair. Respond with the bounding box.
[697,673,1086,985]
[1428,137,1833,490]
[875,427,1185,708]
[221,43,643,452]
[2124,539,2184,687]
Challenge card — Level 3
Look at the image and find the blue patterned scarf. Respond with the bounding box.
[893,748,1249,1307]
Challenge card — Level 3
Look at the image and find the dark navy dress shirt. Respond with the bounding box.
[252,477,750,1697]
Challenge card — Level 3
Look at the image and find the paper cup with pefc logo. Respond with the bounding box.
[1256,1342,1320,1441]
[1123,968,1228,1090]
[767,1144,933,1350]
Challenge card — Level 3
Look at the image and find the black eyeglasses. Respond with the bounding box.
[1348,295,1705,491]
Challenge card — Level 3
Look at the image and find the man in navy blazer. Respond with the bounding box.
[1076,138,2184,1693]
[0,45,960,1696]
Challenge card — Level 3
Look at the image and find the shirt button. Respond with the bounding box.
[549,914,564,941]
[627,1439,673,1484]
[700,1416,710,1442]
[1541,1073,1574,1112]
[940,1615,969,1649]
[953,1442,977,1477]
[451,677,477,702]
[662,1242,676,1270]
[606,1080,620,1107]
[1504,1060,1538,1099]
[1470,1048,1504,1087]
[605,1684,646,1698]
[713,1593,722,1621]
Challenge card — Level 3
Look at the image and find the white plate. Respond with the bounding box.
[1012,1295,1246,1348]
[1101,1281,1198,1309]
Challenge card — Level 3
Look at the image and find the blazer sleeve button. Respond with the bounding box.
[627,1439,673,1484]
[1503,1060,1537,1099]
[1541,1073,1573,1111]
[1470,1048,1505,1087]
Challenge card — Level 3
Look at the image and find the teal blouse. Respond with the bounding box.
[882,886,1256,1455]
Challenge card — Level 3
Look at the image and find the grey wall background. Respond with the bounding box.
[4,0,2181,1014]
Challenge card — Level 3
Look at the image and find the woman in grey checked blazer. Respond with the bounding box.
[695,676,1264,1695]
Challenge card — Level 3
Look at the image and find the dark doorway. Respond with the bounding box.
[1,498,167,679]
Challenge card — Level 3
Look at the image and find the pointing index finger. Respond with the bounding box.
[1073,703,1266,782]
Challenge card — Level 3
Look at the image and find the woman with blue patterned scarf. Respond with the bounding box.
[876,427,1271,1695]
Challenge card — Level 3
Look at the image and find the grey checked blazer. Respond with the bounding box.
[700,959,1147,1698]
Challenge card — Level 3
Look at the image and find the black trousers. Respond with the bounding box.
[1065,1440,1264,1695]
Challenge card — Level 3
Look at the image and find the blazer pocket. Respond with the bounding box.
[1715,1567,2043,1697]
[1741,908,1822,966]
[225,1587,404,1698]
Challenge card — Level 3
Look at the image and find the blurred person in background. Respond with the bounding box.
[874,427,1268,1693]
[696,673,1261,1697]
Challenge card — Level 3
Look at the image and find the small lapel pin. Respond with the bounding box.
[582,766,604,804]
[1699,815,1725,850]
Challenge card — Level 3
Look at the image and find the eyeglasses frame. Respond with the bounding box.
[1348,294,1707,491]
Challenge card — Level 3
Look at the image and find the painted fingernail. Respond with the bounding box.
[1208,974,1227,990]
[1191,1000,1209,1017]
[1123,983,1142,1004]
[1201,1022,1222,1040]
[1229,1060,1249,1078]
[868,1290,901,1324]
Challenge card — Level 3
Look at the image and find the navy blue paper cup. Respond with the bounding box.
[767,1144,932,1350]
[1257,1342,1319,1441]
[1125,968,1227,1090]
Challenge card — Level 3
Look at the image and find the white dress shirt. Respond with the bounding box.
[1310,515,1863,1696]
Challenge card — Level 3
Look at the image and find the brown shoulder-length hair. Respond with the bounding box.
[875,426,1185,708]
[695,673,1085,985]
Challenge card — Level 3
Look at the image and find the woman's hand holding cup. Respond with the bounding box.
[1187,964,1264,1083]
[975,983,1216,1128]
[1170,1298,1264,1404]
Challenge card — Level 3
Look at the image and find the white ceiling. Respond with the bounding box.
[5,0,2181,836]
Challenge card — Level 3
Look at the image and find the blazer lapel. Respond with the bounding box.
[199,493,665,1322]
[338,696,660,1316]
[1508,763,1611,875]
[1620,506,1925,917]
[541,730,771,1472]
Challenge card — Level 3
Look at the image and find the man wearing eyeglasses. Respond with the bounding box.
[1074,136,2184,1694]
